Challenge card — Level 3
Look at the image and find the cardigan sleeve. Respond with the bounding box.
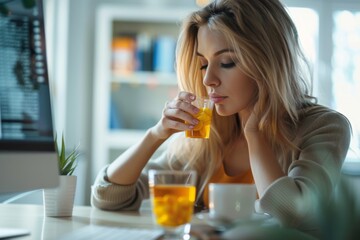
[91,151,169,211]
[258,109,351,236]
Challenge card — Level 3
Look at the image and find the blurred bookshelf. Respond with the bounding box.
[91,4,196,179]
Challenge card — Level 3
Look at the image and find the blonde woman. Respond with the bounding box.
[91,0,351,237]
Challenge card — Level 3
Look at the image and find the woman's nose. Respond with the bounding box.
[202,66,219,87]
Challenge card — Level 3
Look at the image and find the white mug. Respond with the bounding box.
[209,183,256,221]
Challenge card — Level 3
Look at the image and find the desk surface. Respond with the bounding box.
[0,203,176,240]
[0,203,289,240]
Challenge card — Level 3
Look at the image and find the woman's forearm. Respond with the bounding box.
[246,132,285,197]
[106,128,167,185]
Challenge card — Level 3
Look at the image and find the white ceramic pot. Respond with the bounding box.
[43,175,77,217]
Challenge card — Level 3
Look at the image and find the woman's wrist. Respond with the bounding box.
[147,126,169,143]
[244,128,262,143]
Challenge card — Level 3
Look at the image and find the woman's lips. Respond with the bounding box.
[209,94,227,104]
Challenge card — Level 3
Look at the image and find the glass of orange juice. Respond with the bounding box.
[149,170,197,239]
[185,97,214,139]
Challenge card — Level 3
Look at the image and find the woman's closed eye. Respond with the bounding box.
[200,62,235,71]
[221,62,236,68]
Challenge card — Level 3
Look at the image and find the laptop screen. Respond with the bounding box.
[0,0,55,151]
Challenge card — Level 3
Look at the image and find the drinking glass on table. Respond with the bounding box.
[148,170,197,239]
[185,97,214,139]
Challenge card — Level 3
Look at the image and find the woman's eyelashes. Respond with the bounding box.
[200,62,236,70]
[221,62,236,68]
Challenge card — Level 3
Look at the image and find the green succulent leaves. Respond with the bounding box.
[55,135,79,176]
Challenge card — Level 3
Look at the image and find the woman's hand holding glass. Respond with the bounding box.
[151,91,200,140]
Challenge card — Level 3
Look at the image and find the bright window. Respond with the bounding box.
[287,7,319,67]
[287,6,360,162]
[332,10,360,162]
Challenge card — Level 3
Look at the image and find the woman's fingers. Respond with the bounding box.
[176,91,196,103]
[243,103,260,134]
[153,92,201,139]
[163,92,200,130]
[163,107,199,128]
[160,116,192,131]
[166,99,198,115]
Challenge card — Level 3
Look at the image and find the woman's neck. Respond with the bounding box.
[223,136,250,176]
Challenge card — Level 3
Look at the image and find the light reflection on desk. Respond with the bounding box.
[1,203,162,240]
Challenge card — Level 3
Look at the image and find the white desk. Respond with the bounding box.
[0,203,178,240]
[0,204,299,240]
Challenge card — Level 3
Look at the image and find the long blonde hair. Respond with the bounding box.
[168,0,314,192]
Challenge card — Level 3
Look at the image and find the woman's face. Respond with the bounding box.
[196,25,258,117]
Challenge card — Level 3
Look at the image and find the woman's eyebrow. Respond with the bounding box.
[196,48,235,57]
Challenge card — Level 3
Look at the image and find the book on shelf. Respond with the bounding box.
[111,34,137,75]
[109,96,123,129]
[136,33,153,72]
[153,35,176,73]
[111,32,177,75]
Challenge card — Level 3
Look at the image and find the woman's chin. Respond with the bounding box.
[214,106,234,117]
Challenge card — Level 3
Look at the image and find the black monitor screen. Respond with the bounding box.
[0,0,55,151]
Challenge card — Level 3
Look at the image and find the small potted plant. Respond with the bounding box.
[57,135,79,176]
[43,135,80,217]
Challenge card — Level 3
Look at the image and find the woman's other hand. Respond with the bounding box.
[243,103,260,137]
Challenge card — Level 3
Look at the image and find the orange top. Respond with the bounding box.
[203,164,255,207]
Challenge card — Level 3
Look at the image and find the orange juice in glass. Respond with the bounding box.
[185,97,214,139]
[149,170,197,238]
